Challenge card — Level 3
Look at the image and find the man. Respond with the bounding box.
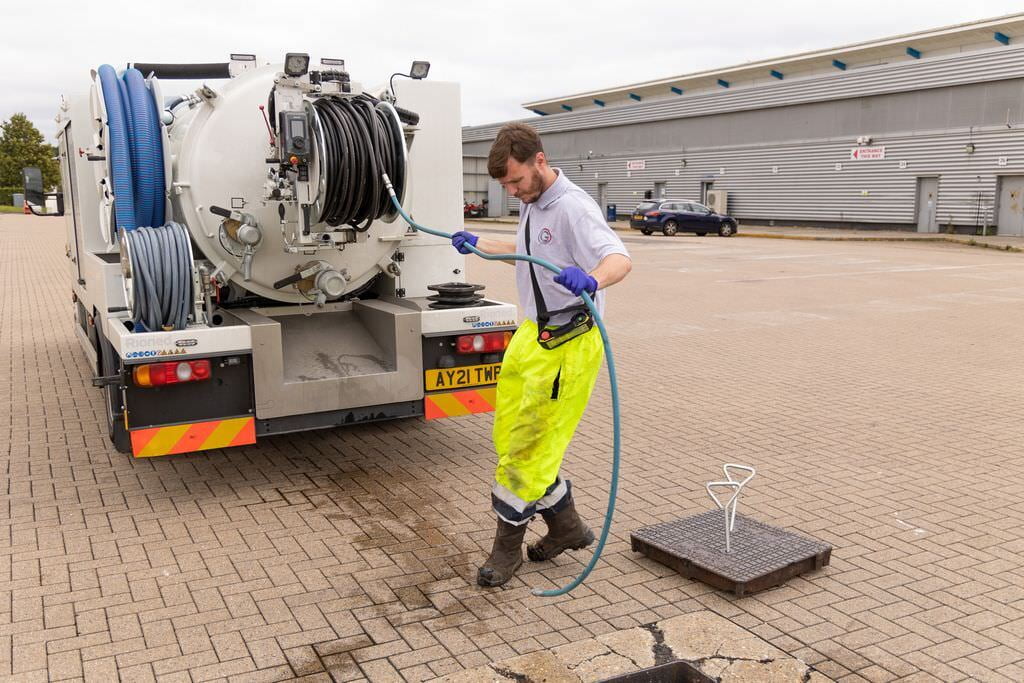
[451,123,631,587]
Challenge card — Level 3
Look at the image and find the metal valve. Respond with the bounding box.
[315,268,346,299]
[211,206,263,281]
[272,261,350,306]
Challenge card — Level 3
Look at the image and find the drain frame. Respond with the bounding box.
[631,511,832,596]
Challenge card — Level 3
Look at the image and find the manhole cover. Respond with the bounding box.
[631,511,832,596]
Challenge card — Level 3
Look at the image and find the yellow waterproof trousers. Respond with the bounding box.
[491,319,604,519]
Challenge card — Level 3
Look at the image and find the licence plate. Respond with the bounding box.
[633,214,643,220]
[425,363,501,391]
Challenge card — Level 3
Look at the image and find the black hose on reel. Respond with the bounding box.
[121,222,193,331]
[312,94,406,231]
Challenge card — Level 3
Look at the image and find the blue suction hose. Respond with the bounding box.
[97,65,166,233]
[382,174,620,597]
[97,65,137,232]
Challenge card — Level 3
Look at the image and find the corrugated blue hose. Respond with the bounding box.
[124,68,164,228]
[98,65,180,329]
[144,74,166,227]
[97,65,165,232]
[97,65,136,233]
[382,174,621,597]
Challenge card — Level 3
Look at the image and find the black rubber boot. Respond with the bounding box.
[477,518,528,587]
[527,497,595,562]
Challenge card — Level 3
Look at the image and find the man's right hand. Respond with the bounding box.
[452,231,479,255]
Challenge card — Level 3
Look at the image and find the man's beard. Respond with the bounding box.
[518,168,546,204]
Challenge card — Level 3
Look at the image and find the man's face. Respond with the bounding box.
[499,154,546,204]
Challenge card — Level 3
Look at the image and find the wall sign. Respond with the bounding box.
[626,160,646,170]
[850,146,886,160]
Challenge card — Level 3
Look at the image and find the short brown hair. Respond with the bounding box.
[487,123,544,179]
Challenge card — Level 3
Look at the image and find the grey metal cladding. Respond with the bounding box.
[547,125,1020,227]
[464,45,1024,142]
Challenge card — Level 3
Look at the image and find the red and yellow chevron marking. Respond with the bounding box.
[425,387,497,420]
[129,416,256,457]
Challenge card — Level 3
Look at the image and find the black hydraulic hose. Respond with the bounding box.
[122,223,193,331]
[164,96,187,111]
[393,106,419,126]
[312,94,406,231]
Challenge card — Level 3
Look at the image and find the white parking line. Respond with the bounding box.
[743,253,849,260]
[718,263,1020,282]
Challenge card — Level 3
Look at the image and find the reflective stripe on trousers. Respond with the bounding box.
[491,319,604,524]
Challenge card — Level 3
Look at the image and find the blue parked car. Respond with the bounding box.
[629,199,738,237]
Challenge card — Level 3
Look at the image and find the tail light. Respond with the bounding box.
[133,360,212,387]
[456,331,512,354]
[645,211,661,217]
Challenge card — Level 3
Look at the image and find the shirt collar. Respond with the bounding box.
[535,168,569,210]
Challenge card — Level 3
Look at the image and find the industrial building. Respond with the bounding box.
[462,13,1024,235]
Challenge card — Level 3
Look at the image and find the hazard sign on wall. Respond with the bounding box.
[849,146,886,160]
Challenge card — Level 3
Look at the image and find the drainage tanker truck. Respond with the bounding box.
[53,53,516,456]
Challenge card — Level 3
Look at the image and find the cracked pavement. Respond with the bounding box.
[438,612,831,682]
[4,214,1024,681]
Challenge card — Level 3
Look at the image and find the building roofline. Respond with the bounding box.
[522,12,1024,110]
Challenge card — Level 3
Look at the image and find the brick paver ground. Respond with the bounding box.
[3,212,1024,682]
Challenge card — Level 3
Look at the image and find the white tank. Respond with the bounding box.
[167,64,410,303]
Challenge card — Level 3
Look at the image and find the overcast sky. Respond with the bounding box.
[3,1,1023,141]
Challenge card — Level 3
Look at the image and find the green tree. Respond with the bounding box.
[0,113,59,190]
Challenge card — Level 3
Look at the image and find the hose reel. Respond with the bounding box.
[309,94,408,230]
[96,65,166,238]
[120,223,195,331]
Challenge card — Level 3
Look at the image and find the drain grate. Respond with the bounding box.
[631,511,832,596]
[597,660,713,683]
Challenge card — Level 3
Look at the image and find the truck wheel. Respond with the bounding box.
[99,336,132,454]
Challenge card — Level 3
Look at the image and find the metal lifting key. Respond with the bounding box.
[706,464,756,553]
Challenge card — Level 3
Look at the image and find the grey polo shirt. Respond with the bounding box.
[515,169,629,326]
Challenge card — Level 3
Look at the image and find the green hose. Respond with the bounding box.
[382,174,621,597]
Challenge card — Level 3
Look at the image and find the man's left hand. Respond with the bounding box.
[554,267,598,297]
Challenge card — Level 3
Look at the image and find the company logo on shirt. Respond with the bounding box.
[539,227,553,244]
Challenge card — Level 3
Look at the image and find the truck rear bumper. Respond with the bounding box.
[424,387,497,419]
[130,416,256,457]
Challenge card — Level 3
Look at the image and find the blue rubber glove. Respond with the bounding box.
[554,266,598,297]
[451,231,478,255]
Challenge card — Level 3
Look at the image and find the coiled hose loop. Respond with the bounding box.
[97,65,136,233]
[96,65,166,234]
[312,94,406,231]
[121,222,193,331]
